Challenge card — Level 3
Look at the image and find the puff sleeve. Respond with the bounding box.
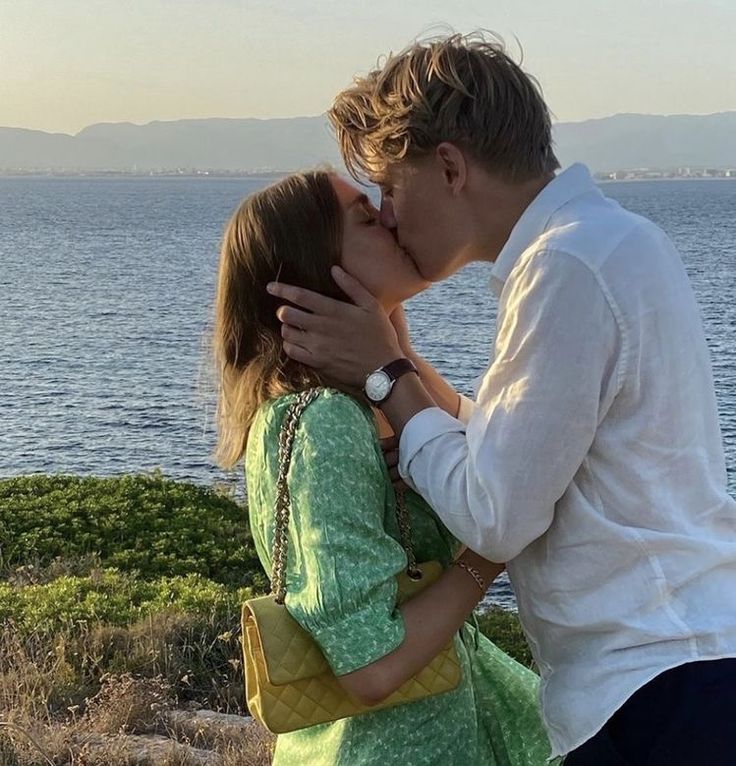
[281,391,408,676]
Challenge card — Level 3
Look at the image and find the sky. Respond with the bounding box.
[2,0,735,135]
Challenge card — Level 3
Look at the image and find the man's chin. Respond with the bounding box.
[385,279,432,309]
[402,247,431,282]
[401,250,433,293]
[402,247,448,284]
[416,265,445,284]
[405,280,432,300]
[424,253,466,283]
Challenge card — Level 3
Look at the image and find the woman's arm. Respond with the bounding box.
[412,354,463,419]
[390,306,462,419]
[338,550,503,705]
[283,391,503,706]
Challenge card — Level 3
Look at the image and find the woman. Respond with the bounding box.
[213,171,554,765]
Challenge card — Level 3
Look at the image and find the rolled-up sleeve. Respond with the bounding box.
[285,392,408,676]
[399,249,623,562]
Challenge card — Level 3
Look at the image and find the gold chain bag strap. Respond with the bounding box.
[241,389,461,734]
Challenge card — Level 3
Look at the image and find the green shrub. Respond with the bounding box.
[3,569,533,666]
[0,569,253,634]
[475,607,534,668]
[0,473,266,588]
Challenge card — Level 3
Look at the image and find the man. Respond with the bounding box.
[266,33,736,764]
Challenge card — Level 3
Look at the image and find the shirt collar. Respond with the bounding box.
[490,163,598,293]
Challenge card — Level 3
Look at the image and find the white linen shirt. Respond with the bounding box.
[399,163,736,758]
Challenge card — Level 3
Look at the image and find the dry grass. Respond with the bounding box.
[219,729,275,766]
[0,477,279,764]
[0,608,244,714]
[0,623,274,766]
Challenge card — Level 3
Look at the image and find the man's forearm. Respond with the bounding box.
[380,354,461,438]
[380,370,437,437]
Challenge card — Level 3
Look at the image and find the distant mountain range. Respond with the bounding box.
[1,111,735,174]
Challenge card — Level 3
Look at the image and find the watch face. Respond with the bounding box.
[365,370,392,402]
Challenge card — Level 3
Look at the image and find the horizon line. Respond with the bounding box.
[2,108,735,138]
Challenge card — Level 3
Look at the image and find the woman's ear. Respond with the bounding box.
[435,142,467,197]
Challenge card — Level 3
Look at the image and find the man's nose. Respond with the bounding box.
[379,197,397,230]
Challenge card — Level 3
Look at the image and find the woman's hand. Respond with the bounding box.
[381,434,407,491]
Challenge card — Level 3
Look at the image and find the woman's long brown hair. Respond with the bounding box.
[212,171,346,468]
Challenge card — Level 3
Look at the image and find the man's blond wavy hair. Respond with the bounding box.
[329,32,559,184]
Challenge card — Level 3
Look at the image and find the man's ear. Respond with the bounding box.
[435,142,467,196]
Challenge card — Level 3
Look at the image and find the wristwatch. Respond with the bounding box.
[363,358,418,405]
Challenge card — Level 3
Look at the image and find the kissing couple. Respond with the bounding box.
[213,31,736,766]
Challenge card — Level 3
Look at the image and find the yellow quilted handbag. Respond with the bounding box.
[241,389,462,734]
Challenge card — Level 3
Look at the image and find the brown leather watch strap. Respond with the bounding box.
[382,357,419,383]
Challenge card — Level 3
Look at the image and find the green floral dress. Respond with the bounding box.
[246,389,554,766]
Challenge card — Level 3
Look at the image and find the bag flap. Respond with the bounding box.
[242,595,330,685]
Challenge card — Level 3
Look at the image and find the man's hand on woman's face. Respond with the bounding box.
[267,266,404,390]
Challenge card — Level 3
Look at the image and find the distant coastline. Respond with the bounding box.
[2,111,735,177]
[2,168,735,181]
[595,168,736,182]
[0,169,289,179]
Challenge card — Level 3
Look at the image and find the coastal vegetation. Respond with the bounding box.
[0,473,531,765]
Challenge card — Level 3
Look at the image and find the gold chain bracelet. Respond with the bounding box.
[453,560,486,594]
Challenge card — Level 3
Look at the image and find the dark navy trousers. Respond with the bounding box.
[564,658,736,766]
